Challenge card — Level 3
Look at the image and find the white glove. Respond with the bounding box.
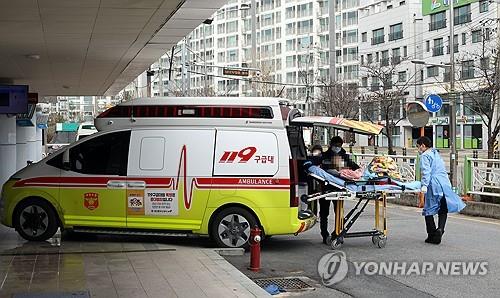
[421,186,428,194]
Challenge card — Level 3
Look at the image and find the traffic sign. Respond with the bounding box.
[424,94,443,113]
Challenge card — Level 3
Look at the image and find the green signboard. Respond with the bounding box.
[422,0,478,16]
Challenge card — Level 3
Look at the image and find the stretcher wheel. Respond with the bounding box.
[331,238,343,250]
[372,235,387,248]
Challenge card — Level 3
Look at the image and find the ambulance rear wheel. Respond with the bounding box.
[14,198,59,241]
[211,207,258,249]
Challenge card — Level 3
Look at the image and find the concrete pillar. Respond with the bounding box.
[16,125,29,170]
[0,115,17,185]
[26,115,38,163]
[36,126,43,161]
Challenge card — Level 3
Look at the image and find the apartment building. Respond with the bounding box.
[147,0,363,113]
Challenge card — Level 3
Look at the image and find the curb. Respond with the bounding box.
[393,194,500,220]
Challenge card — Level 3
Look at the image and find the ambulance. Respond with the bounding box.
[0,97,316,248]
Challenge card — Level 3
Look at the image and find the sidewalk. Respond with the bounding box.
[0,226,269,298]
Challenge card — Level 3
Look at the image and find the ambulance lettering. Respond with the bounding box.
[238,178,274,185]
[219,146,275,164]
[219,147,257,163]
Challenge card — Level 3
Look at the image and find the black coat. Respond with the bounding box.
[322,148,360,171]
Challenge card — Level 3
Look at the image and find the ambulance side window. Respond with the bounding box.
[69,131,130,176]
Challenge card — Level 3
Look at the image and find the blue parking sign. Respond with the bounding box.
[424,94,443,113]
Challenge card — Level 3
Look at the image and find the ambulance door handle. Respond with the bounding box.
[127,181,146,189]
[107,180,126,189]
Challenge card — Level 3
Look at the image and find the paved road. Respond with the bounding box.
[225,202,500,298]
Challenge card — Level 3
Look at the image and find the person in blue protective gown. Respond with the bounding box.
[417,136,466,244]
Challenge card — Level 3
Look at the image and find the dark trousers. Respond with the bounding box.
[319,198,337,239]
[425,196,448,234]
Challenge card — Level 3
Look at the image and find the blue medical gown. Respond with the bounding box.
[420,148,466,216]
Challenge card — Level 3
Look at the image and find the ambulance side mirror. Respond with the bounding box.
[62,149,70,171]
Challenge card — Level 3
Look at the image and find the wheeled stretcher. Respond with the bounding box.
[305,165,421,250]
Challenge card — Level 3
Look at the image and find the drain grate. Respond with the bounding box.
[254,277,314,291]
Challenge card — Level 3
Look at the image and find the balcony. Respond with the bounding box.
[388,31,403,41]
[371,36,385,45]
[429,20,446,31]
[432,46,444,56]
[454,13,472,25]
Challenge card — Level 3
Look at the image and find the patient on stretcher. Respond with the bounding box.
[303,160,421,192]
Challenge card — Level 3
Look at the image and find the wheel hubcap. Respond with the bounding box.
[218,214,250,247]
[19,205,49,237]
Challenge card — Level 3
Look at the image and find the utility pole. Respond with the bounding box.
[181,38,187,95]
[449,0,458,187]
[158,57,163,96]
[251,0,257,96]
[413,15,423,101]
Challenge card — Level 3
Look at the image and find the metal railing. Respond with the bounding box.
[464,157,500,198]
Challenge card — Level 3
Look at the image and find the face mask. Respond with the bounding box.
[312,150,322,156]
[331,146,341,154]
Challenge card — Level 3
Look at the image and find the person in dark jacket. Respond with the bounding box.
[318,136,360,244]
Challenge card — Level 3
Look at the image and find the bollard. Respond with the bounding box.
[248,226,261,272]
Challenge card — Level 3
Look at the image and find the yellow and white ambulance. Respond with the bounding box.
[0,97,316,248]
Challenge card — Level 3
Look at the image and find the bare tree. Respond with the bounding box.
[455,24,500,158]
[255,62,283,97]
[360,55,411,155]
[316,81,360,119]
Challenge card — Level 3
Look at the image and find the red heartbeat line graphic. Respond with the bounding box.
[175,145,196,210]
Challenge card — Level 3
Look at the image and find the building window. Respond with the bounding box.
[397,71,407,83]
[479,0,489,13]
[454,4,471,25]
[372,28,384,45]
[392,48,401,64]
[343,29,358,44]
[472,30,482,43]
[461,60,474,79]
[427,66,439,78]
[433,38,444,56]
[389,23,403,41]
[426,40,430,52]
[362,77,368,87]
[463,125,482,149]
[462,33,466,45]
[361,32,367,42]
[367,53,373,64]
[429,11,446,31]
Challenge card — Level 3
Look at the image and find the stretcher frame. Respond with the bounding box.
[307,173,420,249]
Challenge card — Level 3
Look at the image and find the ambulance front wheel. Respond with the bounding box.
[13,198,59,241]
[211,207,258,249]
